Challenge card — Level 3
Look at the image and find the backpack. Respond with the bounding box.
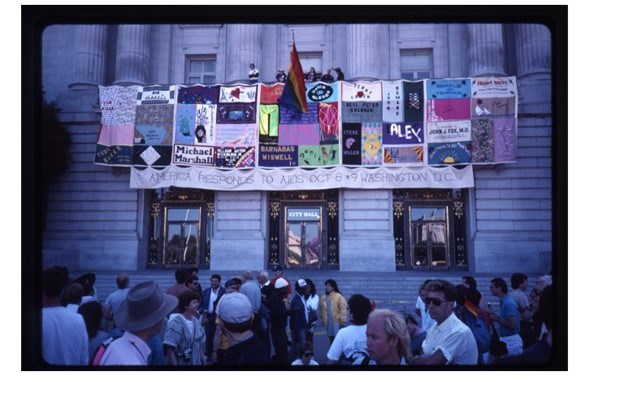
[91,336,116,366]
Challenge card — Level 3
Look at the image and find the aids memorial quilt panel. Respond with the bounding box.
[257,82,339,168]
[342,80,426,167]
[94,85,140,166]
[95,77,516,191]
[469,77,517,163]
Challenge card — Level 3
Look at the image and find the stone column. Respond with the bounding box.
[468,24,506,77]
[114,25,151,85]
[515,24,552,113]
[225,24,262,82]
[70,25,108,89]
[347,24,381,79]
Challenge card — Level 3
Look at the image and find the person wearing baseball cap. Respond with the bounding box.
[288,279,310,362]
[99,281,177,366]
[215,292,269,365]
[269,277,291,365]
[270,265,291,295]
[333,67,345,81]
[275,68,287,83]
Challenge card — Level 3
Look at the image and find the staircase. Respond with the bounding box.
[71,269,544,316]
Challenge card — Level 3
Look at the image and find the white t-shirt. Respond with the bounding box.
[208,289,219,313]
[42,306,89,365]
[326,324,368,363]
[306,294,319,312]
[248,68,259,80]
[99,331,152,366]
[291,359,319,366]
[421,313,478,365]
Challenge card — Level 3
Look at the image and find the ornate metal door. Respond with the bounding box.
[285,207,322,269]
[268,190,339,270]
[147,188,214,269]
[393,189,468,271]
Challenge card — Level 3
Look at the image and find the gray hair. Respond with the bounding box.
[536,275,552,286]
[257,270,269,283]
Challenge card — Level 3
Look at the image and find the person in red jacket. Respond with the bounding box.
[270,265,291,295]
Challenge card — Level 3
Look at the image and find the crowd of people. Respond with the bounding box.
[40,265,554,367]
[247,62,345,84]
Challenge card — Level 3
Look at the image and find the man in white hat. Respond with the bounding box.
[216,292,269,365]
[99,281,177,366]
[269,277,290,365]
[270,265,291,295]
[275,68,287,83]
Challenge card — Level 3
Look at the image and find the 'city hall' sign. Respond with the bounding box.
[95,77,517,191]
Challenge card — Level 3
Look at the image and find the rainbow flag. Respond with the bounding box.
[278,42,308,113]
[465,299,491,328]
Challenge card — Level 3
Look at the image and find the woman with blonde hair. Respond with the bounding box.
[354,309,411,365]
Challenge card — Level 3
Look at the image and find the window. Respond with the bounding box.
[186,56,216,84]
[400,49,433,80]
[298,52,323,79]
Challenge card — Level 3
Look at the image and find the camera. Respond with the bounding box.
[177,348,192,364]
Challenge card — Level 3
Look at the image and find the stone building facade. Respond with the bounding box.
[40,22,553,275]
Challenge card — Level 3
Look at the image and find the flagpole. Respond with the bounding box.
[278,29,307,113]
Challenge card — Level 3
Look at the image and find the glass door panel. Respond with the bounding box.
[166,224,182,265]
[287,223,302,266]
[165,207,201,266]
[430,223,447,267]
[413,245,428,267]
[410,206,449,270]
[285,207,322,269]
[182,223,199,264]
[304,222,320,266]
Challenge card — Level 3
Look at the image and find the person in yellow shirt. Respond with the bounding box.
[318,279,347,345]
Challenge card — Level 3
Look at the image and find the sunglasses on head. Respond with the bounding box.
[424,297,449,306]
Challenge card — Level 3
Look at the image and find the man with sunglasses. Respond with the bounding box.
[291,341,318,366]
[410,280,478,365]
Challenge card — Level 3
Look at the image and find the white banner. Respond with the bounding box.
[341,81,383,102]
[470,77,517,98]
[130,165,474,191]
[219,85,257,103]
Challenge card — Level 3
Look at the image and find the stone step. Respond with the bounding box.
[70,270,541,316]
